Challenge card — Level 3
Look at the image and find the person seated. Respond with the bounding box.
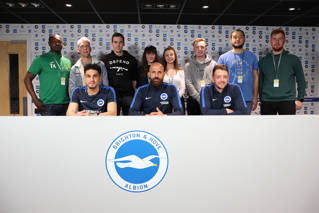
[200,64,246,115]
[67,64,117,116]
[129,62,184,116]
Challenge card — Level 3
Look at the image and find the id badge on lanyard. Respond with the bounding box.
[272,53,282,88]
[53,56,66,86]
[234,51,244,84]
[61,77,66,85]
[273,79,279,87]
[237,75,243,83]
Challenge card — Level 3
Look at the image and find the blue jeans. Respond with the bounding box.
[42,104,68,116]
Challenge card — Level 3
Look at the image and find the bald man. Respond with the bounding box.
[129,62,184,116]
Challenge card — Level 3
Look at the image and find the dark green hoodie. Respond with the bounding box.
[258,50,306,101]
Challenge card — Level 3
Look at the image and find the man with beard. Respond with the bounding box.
[129,62,184,116]
[66,64,117,116]
[259,28,306,115]
[200,65,246,115]
[100,32,138,115]
[24,33,72,115]
[217,29,259,115]
[69,37,108,95]
[185,38,217,115]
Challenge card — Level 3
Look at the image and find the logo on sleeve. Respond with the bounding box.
[97,99,105,107]
[105,130,169,193]
[160,93,168,100]
[224,96,231,103]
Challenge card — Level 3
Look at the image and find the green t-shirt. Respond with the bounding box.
[28,51,72,104]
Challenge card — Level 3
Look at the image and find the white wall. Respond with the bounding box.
[0,116,319,213]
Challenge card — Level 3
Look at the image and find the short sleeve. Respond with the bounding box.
[28,56,42,75]
[70,87,80,103]
[106,87,117,103]
[252,54,259,70]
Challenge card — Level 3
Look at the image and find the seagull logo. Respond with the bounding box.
[112,155,158,169]
[105,130,169,193]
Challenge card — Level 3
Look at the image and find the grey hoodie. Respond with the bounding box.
[69,58,109,95]
[184,55,217,103]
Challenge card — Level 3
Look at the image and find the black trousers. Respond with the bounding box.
[186,96,201,115]
[39,104,68,116]
[117,95,133,115]
[260,100,296,115]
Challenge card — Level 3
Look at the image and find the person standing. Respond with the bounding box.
[162,46,185,113]
[258,28,306,115]
[100,32,138,115]
[185,38,217,115]
[24,33,71,115]
[217,29,258,114]
[69,37,108,95]
[137,45,159,88]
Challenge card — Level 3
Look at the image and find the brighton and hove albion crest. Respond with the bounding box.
[105,130,169,193]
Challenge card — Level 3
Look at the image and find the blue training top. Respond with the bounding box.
[129,83,184,115]
[200,83,247,115]
[70,86,116,114]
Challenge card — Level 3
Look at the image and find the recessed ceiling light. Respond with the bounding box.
[65,3,72,7]
[156,4,165,8]
[289,7,295,11]
[169,4,177,9]
[31,2,40,8]
[18,2,28,7]
[5,2,15,7]
[144,4,153,8]
[202,5,209,9]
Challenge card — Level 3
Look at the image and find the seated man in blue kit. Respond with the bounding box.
[200,64,246,115]
[66,64,117,116]
[129,62,184,116]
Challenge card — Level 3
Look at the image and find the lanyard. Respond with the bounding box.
[233,51,245,74]
[272,53,282,78]
[52,55,65,75]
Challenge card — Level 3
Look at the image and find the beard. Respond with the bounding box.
[232,44,244,49]
[88,84,97,90]
[272,47,283,52]
[151,78,163,87]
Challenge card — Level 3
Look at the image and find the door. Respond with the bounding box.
[0,41,27,116]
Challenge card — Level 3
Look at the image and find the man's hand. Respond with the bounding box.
[252,97,258,111]
[226,108,234,114]
[76,110,89,116]
[295,100,303,110]
[34,98,46,112]
[147,107,166,116]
